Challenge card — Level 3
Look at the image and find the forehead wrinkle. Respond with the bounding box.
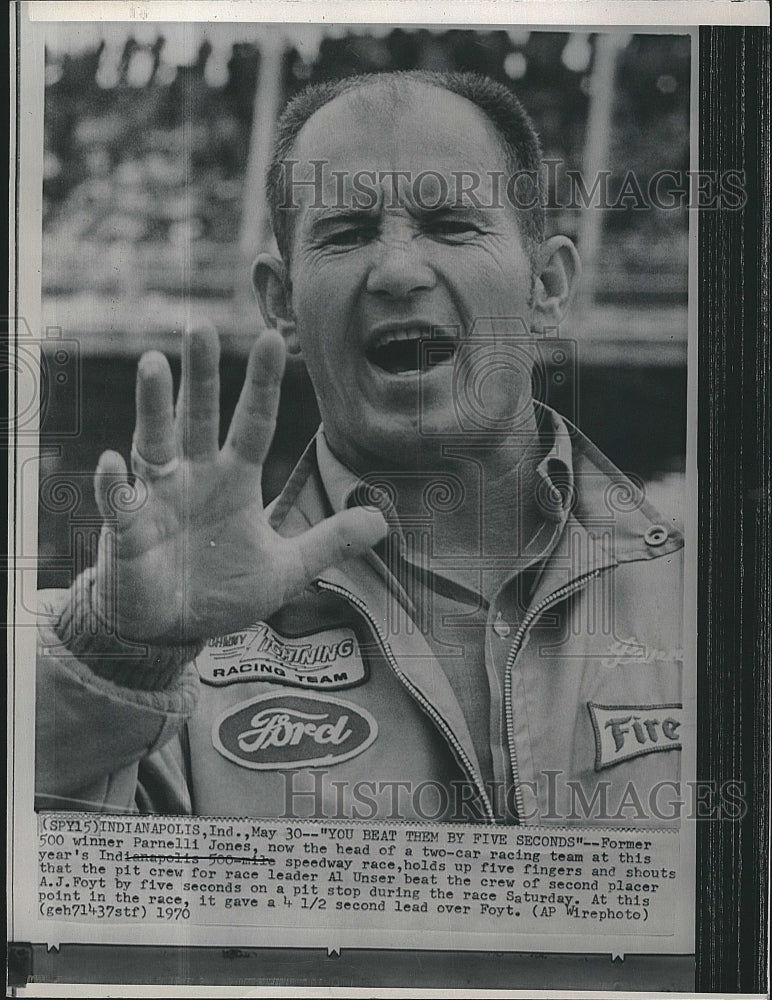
[367,79,513,173]
[292,78,511,177]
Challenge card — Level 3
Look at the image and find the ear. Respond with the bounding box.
[531,236,581,330]
[251,253,301,355]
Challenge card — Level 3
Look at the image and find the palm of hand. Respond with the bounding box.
[93,326,385,645]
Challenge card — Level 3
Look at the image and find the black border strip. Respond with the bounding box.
[696,24,770,995]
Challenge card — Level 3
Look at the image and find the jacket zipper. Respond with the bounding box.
[316,579,497,824]
[504,567,605,822]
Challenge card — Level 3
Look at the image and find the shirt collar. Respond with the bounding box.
[315,404,575,529]
[315,428,362,518]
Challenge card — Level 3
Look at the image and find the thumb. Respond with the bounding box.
[291,506,388,584]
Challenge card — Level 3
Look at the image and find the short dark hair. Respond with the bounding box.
[266,70,545,266]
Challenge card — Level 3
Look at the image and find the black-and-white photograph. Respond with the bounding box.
[34,20,693,828]
[13,2,768,994]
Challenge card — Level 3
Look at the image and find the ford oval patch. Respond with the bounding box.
[212,691,378,770]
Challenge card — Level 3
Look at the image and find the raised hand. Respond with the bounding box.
[91,324,385,645]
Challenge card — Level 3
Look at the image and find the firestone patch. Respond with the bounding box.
[587,701,683,771]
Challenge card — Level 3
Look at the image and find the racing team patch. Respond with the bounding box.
[587,702,683,771]
[197,622,367,690]
[212,691,378,770]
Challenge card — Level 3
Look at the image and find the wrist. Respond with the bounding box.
[55,567,204,690]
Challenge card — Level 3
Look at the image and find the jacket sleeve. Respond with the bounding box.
[35,589,200,813]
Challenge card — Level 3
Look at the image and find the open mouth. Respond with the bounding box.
[366,329,459,374]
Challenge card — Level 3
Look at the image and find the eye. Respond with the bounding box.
[423,217,483,241]
[322,224,377,248]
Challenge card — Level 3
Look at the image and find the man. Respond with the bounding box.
[36,71,684,825]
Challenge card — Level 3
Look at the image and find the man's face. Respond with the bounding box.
[285,84,538,471]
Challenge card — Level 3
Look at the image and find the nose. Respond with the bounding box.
[366,233,437,298]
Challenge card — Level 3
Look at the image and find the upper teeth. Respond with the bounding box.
[372,328,428,350]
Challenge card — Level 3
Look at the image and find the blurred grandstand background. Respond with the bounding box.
[38,25,690,582]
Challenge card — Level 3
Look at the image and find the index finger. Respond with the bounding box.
[223,329,286,467]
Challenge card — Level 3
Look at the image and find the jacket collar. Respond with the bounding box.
[267,411,684,678]
[315,408,574,531]
[269,407,683,572]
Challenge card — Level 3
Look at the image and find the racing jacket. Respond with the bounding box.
[35,411,685,826]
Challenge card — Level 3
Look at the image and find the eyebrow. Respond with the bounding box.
[307,209,379,234]
[307,203,494,233]
[419,204,492,224]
